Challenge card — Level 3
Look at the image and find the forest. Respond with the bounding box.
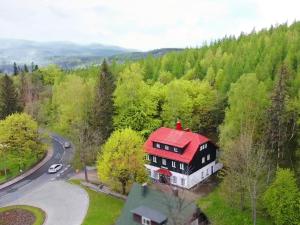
[0,22,299,224]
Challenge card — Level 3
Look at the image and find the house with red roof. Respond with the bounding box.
[144,121,222,189]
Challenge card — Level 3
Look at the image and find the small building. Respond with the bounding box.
[116,183,207,225]
[144,121,222,189]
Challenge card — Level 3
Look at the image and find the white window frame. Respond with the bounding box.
[153,156,157,163]
[146,154,150,161]
[162,158,166,165]
[207,154,210,161]
[164,145,169,150]
[142,216,151,225]
[202,157,205,163]
[156,143,160,148]
[180,163,184,170]
[174,147,178,152]
[172,161,176,168]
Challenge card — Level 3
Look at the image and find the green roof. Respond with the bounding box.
[116,183,198,225]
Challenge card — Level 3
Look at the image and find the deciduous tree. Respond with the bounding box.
[97,128,147,194]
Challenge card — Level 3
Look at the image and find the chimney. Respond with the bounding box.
[142,183,148,196]
[176,120,183,130]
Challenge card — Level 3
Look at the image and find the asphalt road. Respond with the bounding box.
[0,134,75,206]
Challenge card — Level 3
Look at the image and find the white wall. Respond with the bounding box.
[145,161,221,189]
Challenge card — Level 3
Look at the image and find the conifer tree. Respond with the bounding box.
[91,60,115,145]
[24,64,29,73]
[13,62,18,76]
[0,75,19,119]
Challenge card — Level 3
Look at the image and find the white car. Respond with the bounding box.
[64,142,71,149]
[48,164,63,173]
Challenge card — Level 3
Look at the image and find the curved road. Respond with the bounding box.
[0,134,75,205]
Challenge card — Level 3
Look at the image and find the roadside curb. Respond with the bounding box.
[0,147,54,190]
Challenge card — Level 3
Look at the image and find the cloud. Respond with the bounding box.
[0,0,299,50]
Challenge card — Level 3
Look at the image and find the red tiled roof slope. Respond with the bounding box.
[144,127,209,163]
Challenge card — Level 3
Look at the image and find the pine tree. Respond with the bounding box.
[13,62,18,76]
[91,60,115,145]
[24,64,29,73]
[265,64,291,167]
[0,75,19,119]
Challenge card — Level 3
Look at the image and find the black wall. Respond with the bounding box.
[188,142,216,174]
[147,141,217,175]
[148,155,187,174]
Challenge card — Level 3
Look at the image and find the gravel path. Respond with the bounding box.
[4,180,89,225]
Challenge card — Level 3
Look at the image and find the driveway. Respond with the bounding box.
[5,180,89,225]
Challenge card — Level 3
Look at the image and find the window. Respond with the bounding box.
[146,154,150,161]
[172,161,176,168]
[142,216,151,225]
[207,154,210,161]
[181,178,185,186]
[162,158,166,165]
[174,147,178,152]
[200,143,208,151]
[153,171,159,179]
[164,145,169,150]
[153,156,157,163]
[147,169,151,176]
[180,163,184,170]
[156,143,161,148]
[201,171,204,178]
[202,157,205,163]
[172,176,177,184]
[207,168,209,175]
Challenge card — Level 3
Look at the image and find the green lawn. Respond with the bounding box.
[0,154,45,184]
[0,205,46,225]
[198,189,272,225]
[69,179,125,225]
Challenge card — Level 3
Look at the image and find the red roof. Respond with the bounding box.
[156,168,172,176]
[144,127,209,164]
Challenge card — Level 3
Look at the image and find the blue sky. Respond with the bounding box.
[0,0,299,50]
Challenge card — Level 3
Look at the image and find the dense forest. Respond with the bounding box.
[0,22,300,224]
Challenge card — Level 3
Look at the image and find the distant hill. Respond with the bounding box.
[0,39,132,73]
[0,39,182,73]
[109,48,183,62]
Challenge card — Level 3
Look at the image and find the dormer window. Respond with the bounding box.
[156,143,161,149]
[164,145,169,150]
[174,147,178,152]
[200,143,208,151]
[142,216,151,225]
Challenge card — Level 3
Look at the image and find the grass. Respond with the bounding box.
[0,205,46,225]
[198,188,272,225]
[0,154,45,184]
[69,179,125,225]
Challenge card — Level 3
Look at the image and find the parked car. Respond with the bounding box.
[48,164,63,173]
[64,141,71,149]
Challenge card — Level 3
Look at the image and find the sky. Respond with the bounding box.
[0,0,299,51]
